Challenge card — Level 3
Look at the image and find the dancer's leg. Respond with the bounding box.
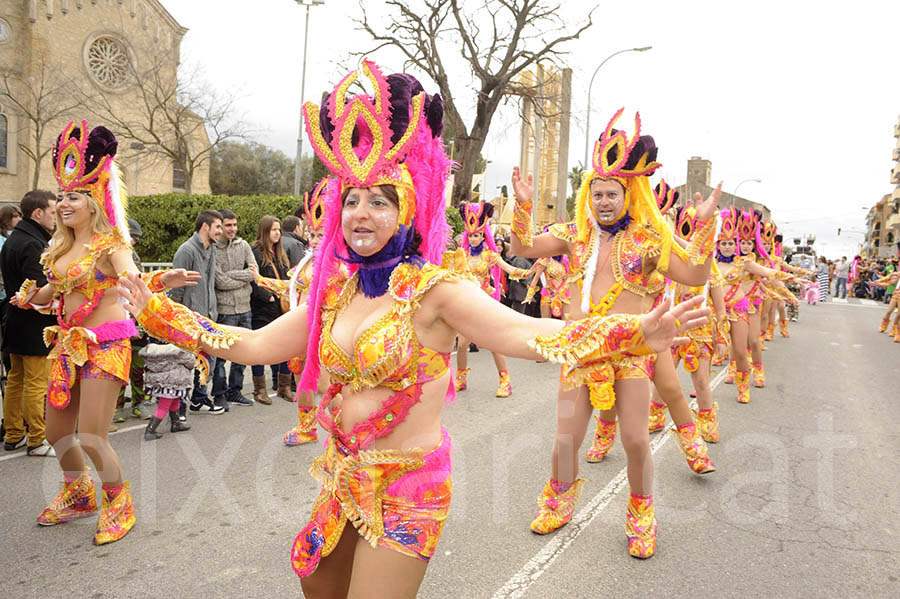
[76,378,124,487]
[456,336,469,371]
[45,385,85,479]
[692,358,713,412]
[617,379,653,495]
[551,384,593,483]
[748,312,763,365]
[346,537,429,599]
[299,524,357,599]
[651,351,692,427]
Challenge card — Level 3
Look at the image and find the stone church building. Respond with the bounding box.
[0,0,211,206]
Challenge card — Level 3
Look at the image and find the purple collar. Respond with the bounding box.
[598,213,632,235]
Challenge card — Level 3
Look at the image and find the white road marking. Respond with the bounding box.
[0,423,146,463]
[860,299,879,306]
[491,367,729,599]
[831,297,847,303]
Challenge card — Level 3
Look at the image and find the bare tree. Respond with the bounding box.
[90,49,248,194]
[1,51,90,188]
[358,0,593,206]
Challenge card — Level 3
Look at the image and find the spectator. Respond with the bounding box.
[0,190,58,455]
[211,209,257,409]
[834,256,849,299]
[170,210,224,415]
[249,215,291,404]
[816,256,830,302]
[281,214,307,267]
[0,204,23,300]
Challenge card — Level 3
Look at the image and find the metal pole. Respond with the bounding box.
[583,47,651,169]
[134,154,140,196]
[732,178,762,209]
[293,5,313,196]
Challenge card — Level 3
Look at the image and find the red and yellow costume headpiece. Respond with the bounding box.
[52,120,130,244]
[653,179,679,216]
[303,178,329,234]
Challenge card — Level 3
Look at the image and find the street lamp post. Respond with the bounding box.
[731,178,762,209]
[292,0,325,197]
[584,46,652,169]
[130,141,145,196]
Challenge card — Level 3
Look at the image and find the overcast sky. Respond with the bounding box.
[167,0,900,259]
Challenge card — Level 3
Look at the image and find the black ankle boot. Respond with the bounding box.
[144,416,164,440]
[170,411,191,433]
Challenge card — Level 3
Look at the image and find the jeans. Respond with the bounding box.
[835,277,847,298]
[4,354,51,446]
[211,311,252,398]
[191,368,210,403]
[251,362,290,377]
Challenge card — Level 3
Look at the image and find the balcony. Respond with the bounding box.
[894,146,900,161]
[893,162,900,184]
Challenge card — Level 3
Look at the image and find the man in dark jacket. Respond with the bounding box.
[0,190,57,456]
[280,215,307,267]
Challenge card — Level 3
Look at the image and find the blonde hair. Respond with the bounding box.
[44,192,113,266]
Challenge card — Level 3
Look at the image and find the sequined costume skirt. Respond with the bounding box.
[45,319,137,410]
[540,286,570,318]
[291,428,453,578]
[559,353,656,411]
[671,320,714,372]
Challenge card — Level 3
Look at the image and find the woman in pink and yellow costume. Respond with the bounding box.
[663,196,730,444]
[509,110,721,557]
[522,230,571,320]
[759,223,807,342]
[453,200,529,397]
[717,207,783,402]
[118,64,709,595]
[643,182,726,457]
[13,121,198,545]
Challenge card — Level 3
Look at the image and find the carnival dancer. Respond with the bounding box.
[258,179,337,445]
[631,182,720,469]
[716,207,783,402]
[118,64,710,595]
[760,229,808,340]
[454,201,529,397]
[523,234,571,320]
[12,121,198,544]
[648,188,728,450]
[509,110,721,557]
[873,271,900,339]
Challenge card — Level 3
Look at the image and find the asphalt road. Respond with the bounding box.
[1,297,898,598]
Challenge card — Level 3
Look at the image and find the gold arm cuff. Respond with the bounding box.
[685,218,716,266]
[527,313,651,366]
[512,201,534,247]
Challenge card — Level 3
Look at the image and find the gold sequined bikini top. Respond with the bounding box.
[43,233,127,301]
[549,221,666,297]
[318,263,461,393]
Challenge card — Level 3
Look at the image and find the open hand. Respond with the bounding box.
[161,268,201,289]
[511,166,533,204]
[118,272,153,317]
[640,295,711,353]
[694,182,723,221]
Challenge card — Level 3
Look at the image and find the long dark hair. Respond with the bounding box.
[253,215,289,271]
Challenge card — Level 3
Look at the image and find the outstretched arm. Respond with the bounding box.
[431,277,709,362]
[118,272,307,366]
